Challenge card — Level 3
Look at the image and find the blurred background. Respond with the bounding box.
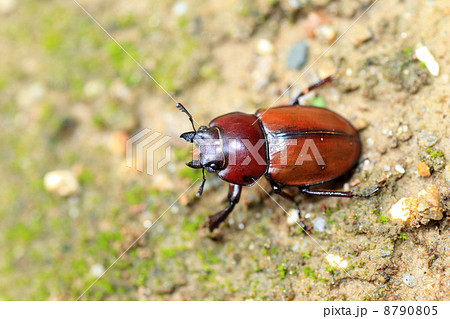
[0,0,448,300]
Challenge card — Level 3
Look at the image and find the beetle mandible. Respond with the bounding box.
[176,76,379,232]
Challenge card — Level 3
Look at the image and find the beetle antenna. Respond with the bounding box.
[176,103,196,132]
[196,168,206,197]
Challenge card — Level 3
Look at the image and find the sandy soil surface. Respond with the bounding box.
[0,0,448,300]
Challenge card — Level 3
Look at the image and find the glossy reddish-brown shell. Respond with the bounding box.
[255,105,361,186]
[209,112,268,185]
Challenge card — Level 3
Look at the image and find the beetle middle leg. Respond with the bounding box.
[269,181,308,231]
[208,184,242,232]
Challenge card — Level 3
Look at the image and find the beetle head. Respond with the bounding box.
[182,126,225,173]
[176,102,225,196]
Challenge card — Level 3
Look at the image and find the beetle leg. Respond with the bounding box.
[208,184,242,232]
[270,181,308,231]
[290,75,334,106]
[299,184,380,198]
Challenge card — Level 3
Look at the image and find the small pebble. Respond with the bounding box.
[417,132,438,147]
[417,185,443,220]
[415,46,439,76]
[44,170,80,197]
[396,124,411,141]
[90,263,105,277]
[143,220,153,228]
[349,179,360,187]
[348,25,372,47]
[343,183,350,191]
[352,118,368,131]
[172,1,188,16]
[403,273,417,287]
[286,208,300,226]
[83,80,104,98]
[316,25,337,44]
[380,248,391,258]
[17,82,45,107]
[312,217,326,232]
[416,161,431,177]
[362,159,372,171]
[305,12,327,38]
[0,0,16,14]
[257,39,275,55]
[444,166,450,184]
[325,254,348,269]
[394,164,406,175]
[287,0,302,10]
[366,137,374,147]
[389,198,418,222]
[286,42,308,70]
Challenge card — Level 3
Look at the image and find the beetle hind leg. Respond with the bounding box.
[208,184,242,232]
[299,183,380,198]
[290,75,334,106]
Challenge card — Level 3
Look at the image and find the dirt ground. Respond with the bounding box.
[0,0,448,300]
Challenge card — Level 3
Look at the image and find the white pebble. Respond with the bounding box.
[415,46,439,76]
[389,198,417,222]
[362,159,372,171]
[257,39,275,55]
[288,0,301,10]
[325,254,348,269]
[143,220,153,228]
[286,208,299,226]
[0,0,16,14]
[312,217,326,232]
[44,170,79,197]
[403,273,417,287]
[366,137,374,147]
[83,80,104,98]
[17,83,45,107]
[395,164,405,175]
[90,263,105,277]
[172,1,188,16]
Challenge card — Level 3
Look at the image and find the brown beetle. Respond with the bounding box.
[177,76,379,231]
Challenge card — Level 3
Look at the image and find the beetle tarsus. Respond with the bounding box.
[207,184,242,231]
[196,168,207,197]
[351,183,381,197]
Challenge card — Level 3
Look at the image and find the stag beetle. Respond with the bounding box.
[177,76,379,232]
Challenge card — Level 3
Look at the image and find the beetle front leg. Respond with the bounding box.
[208,184,242,232]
